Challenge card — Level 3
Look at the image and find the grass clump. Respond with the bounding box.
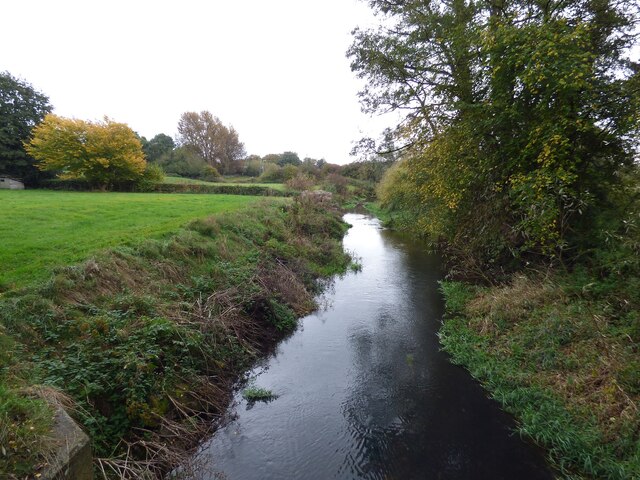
[241,384,277,402]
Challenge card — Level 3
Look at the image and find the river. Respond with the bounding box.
[192,214,553,479]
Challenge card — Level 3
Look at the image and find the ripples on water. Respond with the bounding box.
[193,214,552,480]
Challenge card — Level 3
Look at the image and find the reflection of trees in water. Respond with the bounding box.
[337,234,472,479]
[335,226,552,479]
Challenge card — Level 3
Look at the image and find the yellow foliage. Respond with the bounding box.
[25,114,146,188]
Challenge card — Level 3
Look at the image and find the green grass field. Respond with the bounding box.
[0,190,267,289]
[164,175,286,191]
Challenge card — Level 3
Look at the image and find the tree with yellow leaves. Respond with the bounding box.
[25,114,147,189]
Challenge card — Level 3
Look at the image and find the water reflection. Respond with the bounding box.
[193,214,552,479]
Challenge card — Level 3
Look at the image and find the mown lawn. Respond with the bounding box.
[0,190,267,289]
[164,175,285,191]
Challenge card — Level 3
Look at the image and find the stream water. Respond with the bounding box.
[193,214,553,479]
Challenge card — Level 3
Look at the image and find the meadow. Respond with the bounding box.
[163,175,286,191]
[0,190,268,289]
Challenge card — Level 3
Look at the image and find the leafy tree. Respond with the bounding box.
[259,163,284,182]
[341,159,394,183]
[156,146,208,178]
[262,153,282,165]
[244,155,263,177]
[143,133,175,163]
[350,0,640,270]
[177,111,245,175]
[278,151,301,167]
[0,71,52,185]
[282,164,299,180]
[25,115,147,189]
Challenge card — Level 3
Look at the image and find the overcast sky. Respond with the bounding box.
[2,0,392,164]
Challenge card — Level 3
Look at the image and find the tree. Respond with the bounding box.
[244,155,263,177]
[262,153,281,165]
[278,151,301,167]
[156,146,209,178]
[350,0,640,269]
[25,115,147,189]
[143,133,175,163]
[177,111,245,175]
[0,71,52,184]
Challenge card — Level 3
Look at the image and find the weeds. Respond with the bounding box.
[241,384,277,402]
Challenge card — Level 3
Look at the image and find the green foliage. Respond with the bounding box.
[142,133,175,163]
[259,163,284,182]
[156,145,208,178]
[266,298,296,331]
[241,384,276,402]
[277,151,301,167]
[341,158,394,184]
[438,281,475,315]
[201,165,221,182]
[243,156,263,177]
[352,0,640,273]
[135,162,165,191]
[281,164,299,181]
[0,71,53,186]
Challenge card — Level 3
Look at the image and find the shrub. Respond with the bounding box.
[285,174,315,192]
[259,163,284,183]
[201,165,221,182]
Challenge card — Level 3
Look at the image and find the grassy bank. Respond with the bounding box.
[1,198,351,478]
[439,272,640,479]
[0,190,267,289]
[164,176,286,191]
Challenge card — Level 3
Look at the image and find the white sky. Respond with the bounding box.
[1,0,392,164]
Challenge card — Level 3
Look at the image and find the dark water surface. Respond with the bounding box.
[195,214,552,479]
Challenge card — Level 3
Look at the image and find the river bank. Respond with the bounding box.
[191,214,552,479]
[1,198,352,478]
[439,272,640,479]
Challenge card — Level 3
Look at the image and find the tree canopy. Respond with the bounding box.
[350,0,640,272]
[177,111,245,175]
[0,71,52,184]
[25,115,147,189]
[142,133,175,163]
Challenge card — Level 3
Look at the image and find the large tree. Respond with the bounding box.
[25,115,147,189]
[142,133,175,163]
[0,71,52,184]
[350,0,640,269]
[177,111,245,175]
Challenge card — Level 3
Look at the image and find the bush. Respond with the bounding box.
[324,173,348,195]
[201,165,221,182]
[156,147,208,178]
[285,174,315,192]
[259,163,284,183]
